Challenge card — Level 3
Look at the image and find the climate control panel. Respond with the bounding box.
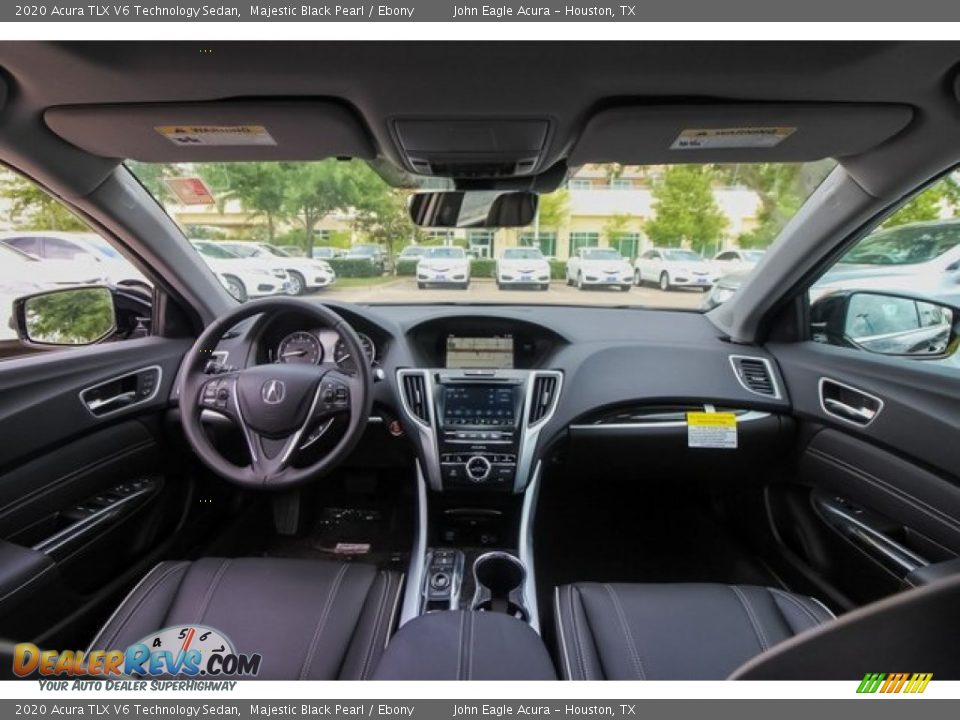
[440,452,517,485]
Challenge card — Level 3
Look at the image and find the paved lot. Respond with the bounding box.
[325,277,706,309]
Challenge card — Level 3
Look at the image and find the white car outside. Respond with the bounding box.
[496,247,551,291]
[710,249,766,278]
[218,241,336,295]
[0,244,109,341]
[0,231,145,286]
[416,246,471,289]
[190,240,291,302]
[635,248,716,291]
[565,247,633,291]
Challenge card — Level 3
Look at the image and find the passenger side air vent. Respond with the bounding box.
[401,372,430,424]
[528,373,561,425]
[730,356,780,399]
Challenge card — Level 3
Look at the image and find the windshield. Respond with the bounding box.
[85,238,122,259]
[583,249,624,261]
[426,247,465,259]
[193,242,240,259]
[128,159,835,309]
[503,248,544,260]
[663,250,703,262]
[222,244,258,258]
[839,223,960,265]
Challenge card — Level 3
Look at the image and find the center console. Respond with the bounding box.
[396,364,562,636]
[398,367,562,494]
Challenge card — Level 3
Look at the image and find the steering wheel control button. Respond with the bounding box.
[465,455,492,482]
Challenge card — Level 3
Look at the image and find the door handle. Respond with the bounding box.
[823,397,877,424]
[85,391,137,414]
[819,378,884,427]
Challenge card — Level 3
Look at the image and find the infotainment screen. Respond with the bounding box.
[442,385,516,426]
[445,335,514,369]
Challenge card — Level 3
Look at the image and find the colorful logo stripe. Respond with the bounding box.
[857,673,933,694]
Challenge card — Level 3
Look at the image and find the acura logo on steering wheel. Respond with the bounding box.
[261,379,286,404]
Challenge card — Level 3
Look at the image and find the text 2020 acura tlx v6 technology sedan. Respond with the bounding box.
[0,42,958,681]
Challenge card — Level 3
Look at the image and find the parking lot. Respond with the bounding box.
[326,277,706,308]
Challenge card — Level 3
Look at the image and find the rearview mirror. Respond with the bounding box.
[408,191,538,228]
[811,290,956,358]
[14,286,117,346]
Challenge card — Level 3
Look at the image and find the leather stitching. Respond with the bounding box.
[457,612,467,680]
[466,611,475,681]
[768,588,824,630]
[603,584,646,680]
[730,586,769,652]
[568,585,588,680]
[299,563,350,680]
[98,563,186,651]
[359,573,390,680]
[196,559,231,623]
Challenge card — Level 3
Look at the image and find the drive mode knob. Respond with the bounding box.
[465,456,492,482]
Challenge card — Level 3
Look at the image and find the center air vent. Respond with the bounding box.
[730,356,780,399]
[401,371,430,424]
[528,373,561,424]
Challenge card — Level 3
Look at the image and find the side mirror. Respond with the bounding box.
[409,191,538,228]
[811,290,957,358]
[14,286,117,346]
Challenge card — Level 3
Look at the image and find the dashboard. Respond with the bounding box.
[206,302,791,494]
[252,311,384,372]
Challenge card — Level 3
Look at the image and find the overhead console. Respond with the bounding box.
[392,118,551,178]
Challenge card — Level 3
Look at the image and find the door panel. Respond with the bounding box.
[766,340,960,605]
[0,336,193,646]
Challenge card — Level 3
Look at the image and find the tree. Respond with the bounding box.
[717,161,833,249]
[280,161,366,256]
[198,163,288,241]
[537,189,570,230]
[644,165,727,253]
[881,173,960,229]
[353,186,422,256]
[0,170,88,231]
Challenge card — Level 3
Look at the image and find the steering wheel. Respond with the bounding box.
[178,298,373,489]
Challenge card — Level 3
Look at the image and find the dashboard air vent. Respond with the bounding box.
[529,373,559,424]
[401,372,430,424]
[730,356,779,398]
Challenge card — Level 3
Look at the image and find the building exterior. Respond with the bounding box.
[167,165,763,260]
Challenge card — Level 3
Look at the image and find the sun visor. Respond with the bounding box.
[44,101,375,162]
[569,104,914,165]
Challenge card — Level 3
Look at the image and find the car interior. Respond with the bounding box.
[0,41,959,680]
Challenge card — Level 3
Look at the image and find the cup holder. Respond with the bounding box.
[470,551,529,621]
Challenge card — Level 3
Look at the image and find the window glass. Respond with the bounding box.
[126,159,834,310]
[0,168,152,361]
[810,170,960,365]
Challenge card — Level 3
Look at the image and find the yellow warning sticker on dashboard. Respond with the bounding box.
[155,125,277,147]
[687,412,738,449]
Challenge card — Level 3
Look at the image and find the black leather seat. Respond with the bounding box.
[373,610,557,680]
[554,582,833,680]
[89,557,402,680]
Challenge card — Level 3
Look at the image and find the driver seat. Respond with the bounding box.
[88,557,402,680]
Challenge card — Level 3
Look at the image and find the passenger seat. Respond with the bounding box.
[555,577,960,679]
[554,582,832,680]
